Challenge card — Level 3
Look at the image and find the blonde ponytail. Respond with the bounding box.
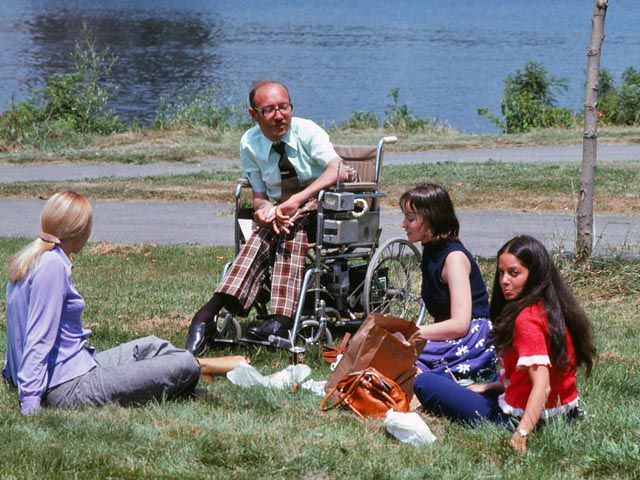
[6,191,93,283]
[7,240,55,283]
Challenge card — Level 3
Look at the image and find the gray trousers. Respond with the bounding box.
[45,335,200,409]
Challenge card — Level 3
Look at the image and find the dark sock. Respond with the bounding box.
[190,293,225,326]
[272,315,293,330]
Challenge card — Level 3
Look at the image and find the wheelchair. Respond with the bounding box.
[211,136,426,351]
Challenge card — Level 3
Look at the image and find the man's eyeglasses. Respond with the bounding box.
[253,102,293,117]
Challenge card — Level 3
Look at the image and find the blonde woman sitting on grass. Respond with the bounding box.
[3,191,246,415]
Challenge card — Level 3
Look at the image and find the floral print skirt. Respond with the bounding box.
[416,317,497,383]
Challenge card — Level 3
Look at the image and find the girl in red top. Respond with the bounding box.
[413,235,595,453]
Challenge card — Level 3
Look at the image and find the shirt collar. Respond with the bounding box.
[53,245,73,269]
[255,121,296,153]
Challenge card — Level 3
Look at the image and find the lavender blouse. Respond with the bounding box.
[4,246,96,414]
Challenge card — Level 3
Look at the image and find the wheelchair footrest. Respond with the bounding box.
[210,336,288,349]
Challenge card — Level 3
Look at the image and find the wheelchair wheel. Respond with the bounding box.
[215,311,242,340]
[364,238,423,319]
[295,320,333,347]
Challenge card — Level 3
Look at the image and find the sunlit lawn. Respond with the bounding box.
[2,161,640,216]
[0,239,638,479]
[1,124,639,166]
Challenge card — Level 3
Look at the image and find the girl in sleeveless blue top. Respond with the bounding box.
[400,183,497,383]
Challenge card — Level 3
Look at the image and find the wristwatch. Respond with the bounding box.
[517,429,529,438]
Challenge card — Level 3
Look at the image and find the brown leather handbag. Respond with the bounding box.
[320,367,410,418]
[325,313,426,399]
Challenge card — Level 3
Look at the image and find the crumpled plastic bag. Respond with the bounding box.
[383,410,437,445]
[300,379,327,396]
[226,363,311,389]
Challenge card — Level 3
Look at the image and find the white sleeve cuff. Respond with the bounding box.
[516,355,551,369]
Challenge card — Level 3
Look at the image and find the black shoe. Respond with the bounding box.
[185,320,217,356]
[246,319,289,342]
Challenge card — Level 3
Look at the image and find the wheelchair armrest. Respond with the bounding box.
[336,181,378,192]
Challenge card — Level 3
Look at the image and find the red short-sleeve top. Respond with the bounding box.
[498,301,579,419]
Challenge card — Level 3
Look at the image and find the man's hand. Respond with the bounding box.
[254,205,276,227]
[276,195,302,218]
[270,195,300,234]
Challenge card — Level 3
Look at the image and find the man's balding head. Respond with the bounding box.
[249,80,290,109]
[248,81,293,142]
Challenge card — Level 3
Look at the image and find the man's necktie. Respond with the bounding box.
[273,142,296,180]
[273,142,300,201]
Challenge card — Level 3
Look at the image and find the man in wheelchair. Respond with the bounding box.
[185,80,356,355]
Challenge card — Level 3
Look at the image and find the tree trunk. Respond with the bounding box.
[576,0,608,261]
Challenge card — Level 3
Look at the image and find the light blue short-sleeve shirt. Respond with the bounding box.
[239,117,338,202]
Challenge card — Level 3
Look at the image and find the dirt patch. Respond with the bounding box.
[87,242,153,256]
[598,351,639,365]
[136,313,191,331]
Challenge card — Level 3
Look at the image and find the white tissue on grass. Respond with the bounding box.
[300,379,327,396]
[227,363,311,389]
[384,410,437,445]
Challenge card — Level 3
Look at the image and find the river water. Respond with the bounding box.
[0,0,639,132]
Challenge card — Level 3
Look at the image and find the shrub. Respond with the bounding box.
[0,36,123,147]
[478,61,575,133]
[384,88,449,133]
[595,69,618,123]
[153,87,251,131]
[343,110,379,129]
[593,67,640,125]
[612,67,640,125]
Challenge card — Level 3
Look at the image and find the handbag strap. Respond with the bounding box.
[394,368,417,388]
[321,332,352,364]
[320,369,367,414]
[320,368,406,417]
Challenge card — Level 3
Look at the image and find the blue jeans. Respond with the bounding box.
[414,371,514,426]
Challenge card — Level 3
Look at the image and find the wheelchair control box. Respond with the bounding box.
[322,191,355,211]
[321,192,380,245]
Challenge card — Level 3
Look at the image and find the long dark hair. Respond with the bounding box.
[490,235,595,374]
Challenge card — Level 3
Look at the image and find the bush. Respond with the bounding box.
[384,88,436,132]
[339,88,448,133]
[594,67,640,125]
[595,69,618,123]
[343,110,379,129]
[0,36,123,147]
[478,61,575,133]
[153,87,251,131]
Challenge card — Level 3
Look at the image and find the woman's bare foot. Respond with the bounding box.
[198,356,250,383]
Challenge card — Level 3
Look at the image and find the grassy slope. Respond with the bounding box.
[2,161,639,215]
[1,125,640,166]
[0,239,638,479]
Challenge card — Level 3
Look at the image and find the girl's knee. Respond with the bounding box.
[413,372,439,395]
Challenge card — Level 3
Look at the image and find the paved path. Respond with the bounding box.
[1,142,638,257]
[387,143,640,165]
[2,198,638,257]
[2,143,640,183]
[0,158,236,183]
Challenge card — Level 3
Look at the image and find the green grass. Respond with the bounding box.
[0,239,639,478]
[2,124,640,166]
[2,161,639,215]
[383,161,640,214]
